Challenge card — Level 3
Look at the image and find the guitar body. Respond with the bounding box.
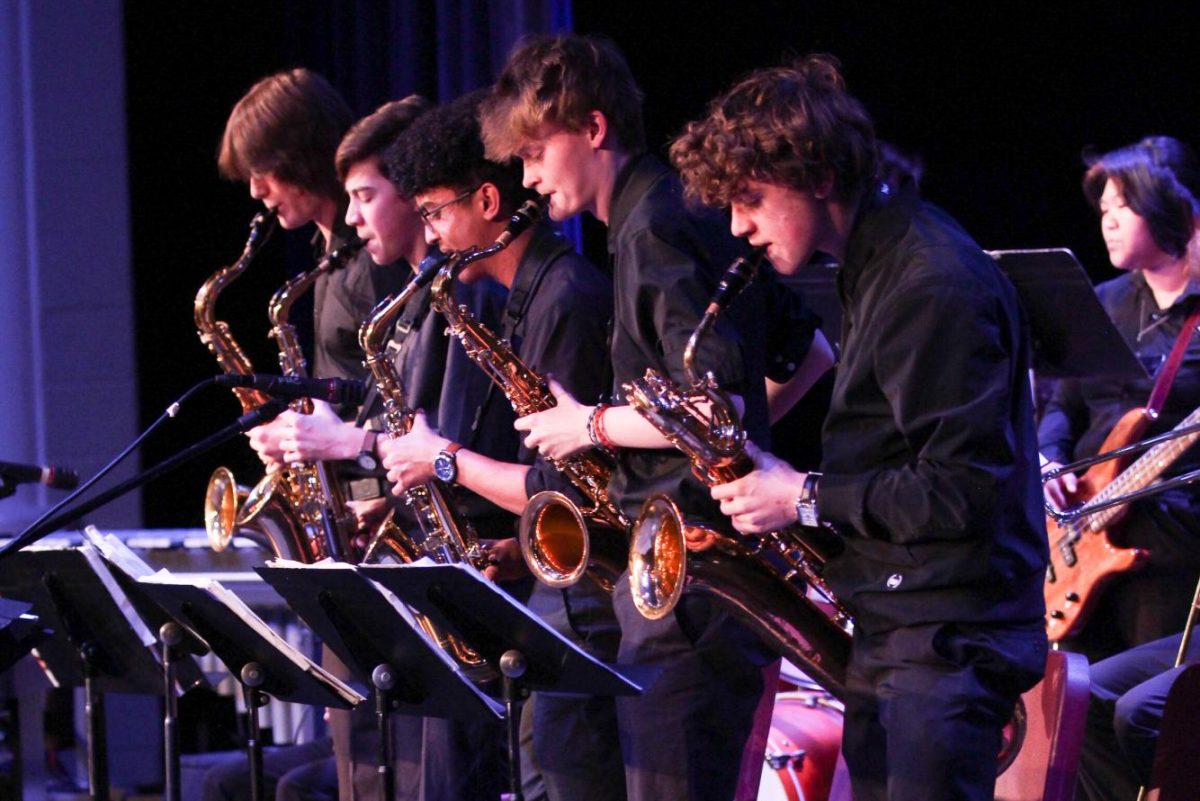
[1044,406,1153,642]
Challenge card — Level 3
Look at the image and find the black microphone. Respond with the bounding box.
[214,375,367,406]
[0,460,80,491]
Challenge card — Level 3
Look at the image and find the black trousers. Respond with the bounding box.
[1076,627,1200,801]
[612,571,768,801]
[200,738,337,801]
[842,620,1046,801]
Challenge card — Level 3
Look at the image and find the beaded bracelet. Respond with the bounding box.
[587,404,609,449]
[592,404,617,452]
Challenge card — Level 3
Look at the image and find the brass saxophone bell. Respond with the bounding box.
[519,490,591,587]
[628,494,688,620]
[204,466,245,552]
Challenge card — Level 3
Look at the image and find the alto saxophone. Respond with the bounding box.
[245,238,366,563]
[429,199,629,591]
[196,209,311,560]
[358,254,489,570]
[357,253,494,675]
[623,252,853,696]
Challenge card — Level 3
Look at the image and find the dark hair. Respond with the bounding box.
[335,95,432,183]
[218,68,353,199]
[1082,136,1200,258]
[479,33,646,160]
[670,54,877,207]
[385,89,535,215]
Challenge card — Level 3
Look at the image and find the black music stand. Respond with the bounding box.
[359,563,648,801]
[0,548,167,801]
[88,549,210,801]
[989,248,1146,380]
[0,597,49,674]
[135,576,364,801]
[256,563,505,801]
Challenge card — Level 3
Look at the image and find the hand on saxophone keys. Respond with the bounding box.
[513,376,594,460]
[479,537,530,583]
[378,410,449,494]
[710,442,807,534]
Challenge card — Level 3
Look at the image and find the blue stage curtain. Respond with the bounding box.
[279,0,583,248]
[280,0,574,109]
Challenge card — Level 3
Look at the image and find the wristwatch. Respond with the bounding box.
[433,442,464,483]
[356,429,380,471]
[795,471,822,528]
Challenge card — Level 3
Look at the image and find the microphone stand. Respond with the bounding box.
[0,399,288,559]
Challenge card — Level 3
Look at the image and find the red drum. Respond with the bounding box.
[758,690,844,801]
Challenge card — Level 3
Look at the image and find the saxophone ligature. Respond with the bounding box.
[623,251,852,695]
[197,209,310,560]
[429,199,628,591]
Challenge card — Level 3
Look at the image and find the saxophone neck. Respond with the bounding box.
[683,250,763,386]
[359,252,448,357]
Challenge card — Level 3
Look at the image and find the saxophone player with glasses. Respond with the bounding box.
[377,89,624,801]
[669,57,1048,801]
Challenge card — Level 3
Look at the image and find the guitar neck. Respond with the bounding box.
[1087,405,1200,526]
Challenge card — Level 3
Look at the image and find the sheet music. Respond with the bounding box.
[76,544,156,648]
[82,525,161,579]
[139,571,364,706]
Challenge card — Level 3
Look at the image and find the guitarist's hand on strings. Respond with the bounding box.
[1042,459,1078,512]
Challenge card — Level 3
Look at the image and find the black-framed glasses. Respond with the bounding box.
[417,187,477,226]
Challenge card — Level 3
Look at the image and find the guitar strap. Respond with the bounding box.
[1146,302,1200,416]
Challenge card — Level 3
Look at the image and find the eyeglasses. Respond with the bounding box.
[417,187,477,226]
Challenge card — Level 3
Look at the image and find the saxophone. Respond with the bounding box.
[429,199,629,591]
[196,209,311,560]
[357,253,494,675]
[623,252,853,696]
[239,238,366,563]
[358,253,489,569]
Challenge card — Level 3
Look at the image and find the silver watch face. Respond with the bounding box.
[433,452,456,482]
[356,451,378,472]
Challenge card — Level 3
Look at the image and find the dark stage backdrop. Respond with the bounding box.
[125,2,1200,527]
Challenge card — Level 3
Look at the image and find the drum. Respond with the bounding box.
[758,690,844,801]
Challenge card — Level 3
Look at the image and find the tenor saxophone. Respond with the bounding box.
[243,238,366,563]
[623,252,853,695]
[429,199,629,591]
[196,209,311,560]
[357,253,494,675]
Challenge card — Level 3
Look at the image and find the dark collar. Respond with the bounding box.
[606,152,664,252]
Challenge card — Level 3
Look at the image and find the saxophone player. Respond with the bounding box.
[217,69,408,482]
[669,57,1049,801]
[479,35,833,801]
[206,74,414,801]
[378,89,623,801]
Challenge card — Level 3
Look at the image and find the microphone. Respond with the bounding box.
[214,375,367,406]
[0,460,80,491]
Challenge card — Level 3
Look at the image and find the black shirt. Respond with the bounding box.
[486,223,619,658]
[816,186,1049,634]
[606,154,815,525]
[1038,271,1200,566]
[313,221,409,383]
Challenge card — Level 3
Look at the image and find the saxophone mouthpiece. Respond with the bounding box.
[415,251,454,287]
[705,250,763,316]
[495,198,545,248]
[323,236,367,271]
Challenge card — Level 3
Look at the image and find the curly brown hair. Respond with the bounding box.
[480,33,645,161]
[670,55,877,207]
